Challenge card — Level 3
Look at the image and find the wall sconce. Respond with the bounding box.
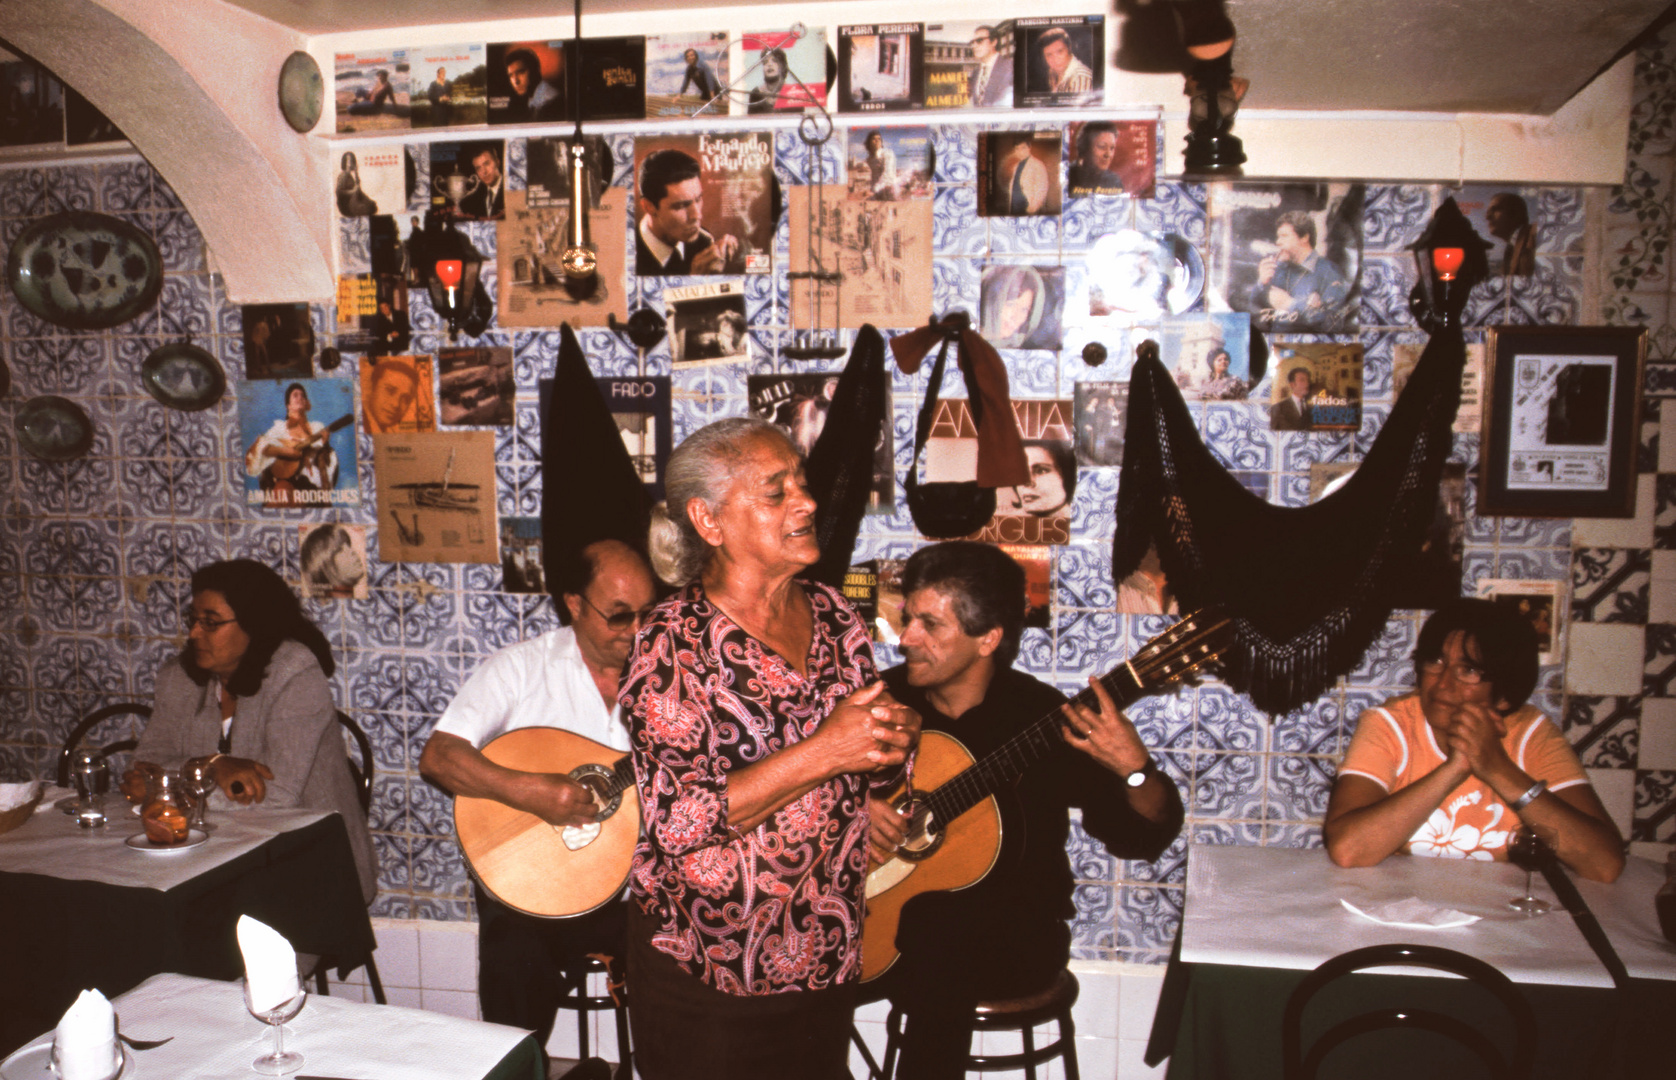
[1406,197,1491,332]
[412,213,492,340]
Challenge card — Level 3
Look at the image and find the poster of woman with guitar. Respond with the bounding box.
[238,379,360,508]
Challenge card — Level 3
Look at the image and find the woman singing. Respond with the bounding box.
[622,418,920,1079]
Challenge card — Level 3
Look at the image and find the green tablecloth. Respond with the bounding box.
[0,814,375,1054]
[1149,956,1676,1080]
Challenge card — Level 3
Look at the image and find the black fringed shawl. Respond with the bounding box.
[541,324,653,586]
[1112,326,1467,714]
[805,325,890,588]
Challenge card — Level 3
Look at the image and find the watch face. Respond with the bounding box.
[1125,763,1152,787]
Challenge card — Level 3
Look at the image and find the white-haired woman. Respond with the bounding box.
[622,416,920,1080]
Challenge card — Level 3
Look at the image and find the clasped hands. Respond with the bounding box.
[1433,702,1517,786]
[822,681,921,777]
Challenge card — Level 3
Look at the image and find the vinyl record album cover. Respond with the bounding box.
[646,32,730,116]
[1013,16,1103,108]
[846,127,933,201]
[374,430,498,563]
[577,35,646,121]
[487,41,569,124]
[838,24,924,113]
[741,27,829,113]
[1207,181,1365,334]
[334,49,410,133]
[978,131,1062,217]
[430,140,506,222]
[410,43,487,128]
[237,378,360,509]
[1066,120,1155,199]
[922,21,1014,110]
[633,132,775,275]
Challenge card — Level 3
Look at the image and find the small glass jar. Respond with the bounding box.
[140,771,193,845]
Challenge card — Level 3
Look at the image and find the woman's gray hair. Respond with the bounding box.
[649,416,790,585]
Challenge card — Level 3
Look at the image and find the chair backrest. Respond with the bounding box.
[336,710,373,814]
[57,703,153,787]
[1281,943,1537,1080]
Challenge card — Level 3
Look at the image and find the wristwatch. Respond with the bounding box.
[1124,758,1158,788]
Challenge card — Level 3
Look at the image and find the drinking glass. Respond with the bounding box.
[243,979,306,1075]
[183,757,217,833]
[1507,828,1552,916]
[70,750,108,829]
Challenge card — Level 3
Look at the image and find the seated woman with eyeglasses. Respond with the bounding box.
[120,559,376,900]
[1324,598,1623,882]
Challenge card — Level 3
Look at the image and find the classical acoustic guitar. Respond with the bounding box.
[861,608,1233,982]
[454,728,640,918]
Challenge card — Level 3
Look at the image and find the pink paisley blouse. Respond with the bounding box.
[621,580,884,996]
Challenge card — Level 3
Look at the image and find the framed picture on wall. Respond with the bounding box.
[1480,325,1647,518]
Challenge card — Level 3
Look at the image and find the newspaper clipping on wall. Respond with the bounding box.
[789,185,933,329]
[373,430,498,564]
[1504,352,1616,492]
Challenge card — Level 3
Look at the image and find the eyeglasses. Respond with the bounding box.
[971,35,991,45]
[577,593,654,631]
[1416,657,1486,685]
[183,611,238,632]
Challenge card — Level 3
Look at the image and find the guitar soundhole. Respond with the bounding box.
[570,763,622,819]
[893,791,942,863]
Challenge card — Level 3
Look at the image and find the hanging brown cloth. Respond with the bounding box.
[804,325,890,588]
[1113,325,1467,714]
[890,316,1030,489]
[540,323,653,587]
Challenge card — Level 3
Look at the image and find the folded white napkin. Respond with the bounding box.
[0,779,40,813]
[1340,896,1481,929]
[237,915,300,1013]
[54,988,118,1080]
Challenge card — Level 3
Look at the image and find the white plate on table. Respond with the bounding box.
[124,829,207,854]
[0,1042,129,1080]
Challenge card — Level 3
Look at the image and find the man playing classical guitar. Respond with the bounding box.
[418,539,656,1062]
[869,542,1184,1079]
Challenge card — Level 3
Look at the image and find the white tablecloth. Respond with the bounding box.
[5,974,530,1080]
[1180,844,1676,988]
[0,806,330,891]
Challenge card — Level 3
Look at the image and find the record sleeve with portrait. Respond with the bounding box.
[633,131,775,275]
[1160,313,1251,401]
[837,23,924,113]
[846,127,933,201]
[740,27,830,112]
[980,264,1065,350]
[359,354,435,435]
[978,131,1062,217]
[333,143,408,219]
[236,378,360,510]
[1268,341,1364,433]
[1207,181,1364,334]
[525,136,613,209]
[410,43,487,128]
[335,273,409,356]
[922,396,1076,546]
[334,49,411,134]
[297,523,369,600]
[1013,15,1104,108]
[665,281,749,367]
[646,32,730,116]
[922,20,1015,110]
[240,303,314,380]
[430,140,507,222]
[500,516,546,594]
[1073,381,1127,468]
[1066,120,1155,199]
[487,40,569,124]
[749,371,895,509]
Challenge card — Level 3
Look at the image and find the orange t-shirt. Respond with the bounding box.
[1337,694,1588,861]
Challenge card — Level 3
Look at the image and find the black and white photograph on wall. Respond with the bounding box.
[241,304,314,380]
[438,346,515,427]
[1161,313,1251,401]
[646,32,730,116]
[576,36,646,121]
[360,355,435,435]
[1013,15,1103,108]
[369,215,409,281]
[978,130,1062,217]
[411,43,487,128]
[838,24,924,112]
[980,264,1066,350]
[336,273,410,356]
[298,523,369,600]
[1268,341,1364,433]
[847,127,933,201]
[923,397,1075,545]
[1207,181,1364,333]
[487,41,568,124]
[1454,185,1539,277]
[749,372,896,508]
[237,378,359,510]
[595,375,671,501]
[334,144,408,219]
[500,517,545,594]
[0,57,63,148]
[922,21,1014,109]
[525,135,613,209]
[334,48,410,134]
[633,131,775,275]
[1073,381,1127,467]
[1477,578,1562,665]
[741,27,829,113]
[666,281,749,367]
[430,140,506,222]
[1394,340,1483,434]
[498,189,628,329]
[1065,120,1155,199]
[64,87,121,146]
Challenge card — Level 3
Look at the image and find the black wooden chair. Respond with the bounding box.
[312,710,386,1005]
[1281,943,1537,1080]
[56,703,151,787]
[878,969,1082,1080]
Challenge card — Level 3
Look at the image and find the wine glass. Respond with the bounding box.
[183,757,217,833]
[243,979,306,1075]
[1507,828,1552,916]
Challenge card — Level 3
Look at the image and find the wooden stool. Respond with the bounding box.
[554,956,631,1078]
[882,970,1081,1080]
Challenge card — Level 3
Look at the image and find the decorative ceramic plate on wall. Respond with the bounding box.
[140,340,225,412]
[6,212,162,331]
[16,395,95,461]
[278,51,324,133]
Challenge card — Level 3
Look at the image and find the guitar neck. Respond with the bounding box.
[925,665,1143,827]
[603,755,636,800]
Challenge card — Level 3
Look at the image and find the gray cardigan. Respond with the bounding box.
[135,640,377,902]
